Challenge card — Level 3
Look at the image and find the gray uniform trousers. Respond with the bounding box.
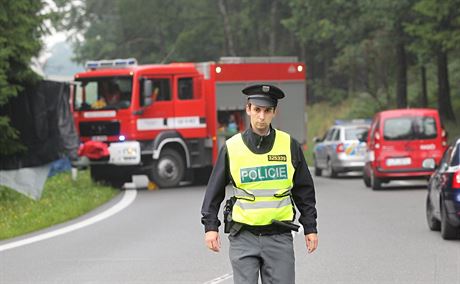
[229,230,295,284]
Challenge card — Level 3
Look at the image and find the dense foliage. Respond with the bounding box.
[0,0,46,155]
[54,0,460,123]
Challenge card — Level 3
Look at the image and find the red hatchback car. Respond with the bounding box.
[363,108,448,190]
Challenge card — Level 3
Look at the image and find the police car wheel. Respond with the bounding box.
[327,159,337,178]
[150,149,185,188]
[313,157,322,176]
[314,167,322,177]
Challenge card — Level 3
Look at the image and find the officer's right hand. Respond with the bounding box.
[205,231,220,252]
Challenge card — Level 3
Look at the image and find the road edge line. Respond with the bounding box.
[0,189,137,252]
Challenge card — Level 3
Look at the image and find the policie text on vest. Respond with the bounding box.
[240,165,288,183]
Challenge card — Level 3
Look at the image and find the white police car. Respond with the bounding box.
[313,120,370,178]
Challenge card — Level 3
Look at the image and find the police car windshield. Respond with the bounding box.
[383,116,437,140]
[74,77,132,111]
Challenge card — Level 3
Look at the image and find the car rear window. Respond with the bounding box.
[345,127,368,140]
[383,116,437,140]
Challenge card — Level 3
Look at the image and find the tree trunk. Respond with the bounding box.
[436,49,456,122]
[268,0,278,56]
[420,65,428,107]
[395,25,407,108]
[217,0,236,56]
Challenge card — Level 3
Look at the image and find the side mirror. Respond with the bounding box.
[312,137,321,143]
[142,79,153,106]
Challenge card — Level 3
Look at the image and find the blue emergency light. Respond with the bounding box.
[334,119,372,126]
[85,58,138,70]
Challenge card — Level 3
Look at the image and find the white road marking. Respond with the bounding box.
[0,189,137,252]
[203,273,233,284]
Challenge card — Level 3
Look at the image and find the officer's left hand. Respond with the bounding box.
[205,231,221,252]
[305,233,318,254]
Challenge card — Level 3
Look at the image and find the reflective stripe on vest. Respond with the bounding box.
[236,197,292,210]
[233,187,292,200]
[226,129,295,226]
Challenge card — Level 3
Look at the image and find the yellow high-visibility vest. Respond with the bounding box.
[226,129,295,226]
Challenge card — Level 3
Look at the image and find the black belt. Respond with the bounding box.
[243,224,292,236]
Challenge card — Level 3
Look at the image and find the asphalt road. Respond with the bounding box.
[0,173,459,284]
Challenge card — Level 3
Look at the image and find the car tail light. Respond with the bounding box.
[442,129,447,137]
[374,132,381,149]
[368,150,375,162]
[441,129,448,147]
[336,143,344,153]
[453,170,460,189]
[302,143,308,152]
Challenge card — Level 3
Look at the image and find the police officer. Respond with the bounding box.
[201,84,318,284]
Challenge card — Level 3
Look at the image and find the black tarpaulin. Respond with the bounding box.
[0,80,79,170]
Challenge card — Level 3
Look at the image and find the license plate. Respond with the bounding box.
[108,141,141,165]
[386,157,411,166]
[91,135,107,141]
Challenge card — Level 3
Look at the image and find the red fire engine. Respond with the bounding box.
[72,57,306,188]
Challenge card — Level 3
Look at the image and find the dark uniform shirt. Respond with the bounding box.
[201,125,318,235]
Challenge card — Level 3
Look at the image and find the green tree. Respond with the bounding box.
[223,0,297,57]
[283,0,371,103]
[366,0,419,109]
[406,0,460,122]
[55,0,460,120]
[56,0,225,63]
[57,0,301,63]
[0,0,45,156]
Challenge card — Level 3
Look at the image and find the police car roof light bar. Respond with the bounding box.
[85,58,138,70]
[334,119,372,126]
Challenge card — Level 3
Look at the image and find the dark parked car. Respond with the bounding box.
[426,137,460,239]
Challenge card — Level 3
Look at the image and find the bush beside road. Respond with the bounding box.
[0,170,118,240]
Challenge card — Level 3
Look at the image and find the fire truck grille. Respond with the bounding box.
[79,121,120,137]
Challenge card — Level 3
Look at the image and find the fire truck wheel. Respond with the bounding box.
[150,149,185,188]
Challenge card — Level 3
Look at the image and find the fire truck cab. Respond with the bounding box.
[72,57,306,188]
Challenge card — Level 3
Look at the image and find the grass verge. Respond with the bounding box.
[0,170,118,241]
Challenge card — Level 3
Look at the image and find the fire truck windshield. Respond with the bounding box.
[74,77,133,111]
